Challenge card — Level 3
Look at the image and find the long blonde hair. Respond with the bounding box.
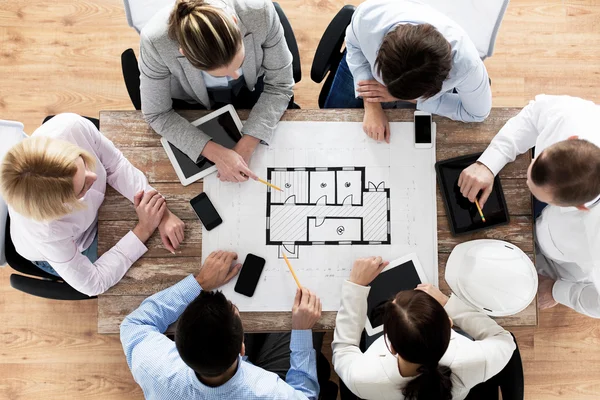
[168,0,242,70]
[0,136,96,222]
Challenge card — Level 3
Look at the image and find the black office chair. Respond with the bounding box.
[340,331,524,400]
[310,5,355,108]
[121,2,301,111]
[5,215,94,300]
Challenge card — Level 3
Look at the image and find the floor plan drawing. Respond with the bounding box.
[266,167,391,258]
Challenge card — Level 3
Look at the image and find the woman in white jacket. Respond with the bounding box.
[332,257,517,400]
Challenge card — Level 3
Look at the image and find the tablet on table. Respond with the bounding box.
[161,105,243,186]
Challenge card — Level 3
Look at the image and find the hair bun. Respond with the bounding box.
[175,0,204,17]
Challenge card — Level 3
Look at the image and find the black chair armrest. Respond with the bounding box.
[10,274,95,300]
[273,2,301,83]
[311,5,355,84]
[121,48,142,110]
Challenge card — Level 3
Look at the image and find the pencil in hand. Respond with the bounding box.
[257,178,283,192]
[282,253,302,288]
[475,199,486,223]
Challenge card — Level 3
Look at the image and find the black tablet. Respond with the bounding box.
[364,254,429,336]
[435,153,510,235]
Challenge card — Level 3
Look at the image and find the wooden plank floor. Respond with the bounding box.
[1,0,599,399]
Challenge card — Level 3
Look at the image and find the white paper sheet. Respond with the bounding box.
[202,121,437,311]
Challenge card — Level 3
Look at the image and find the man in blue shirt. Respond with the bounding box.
[121,250,322,399]
[324,0,492,142]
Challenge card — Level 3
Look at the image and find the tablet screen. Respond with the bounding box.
[168,111,242,179]
[436,154,509,234]
[366,260,422,330]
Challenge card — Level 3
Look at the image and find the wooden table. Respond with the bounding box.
[97,109,537,334]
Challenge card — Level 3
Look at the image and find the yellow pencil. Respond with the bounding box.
[282,253,302,288]
[475,199,486,222]
[257,178,283,192]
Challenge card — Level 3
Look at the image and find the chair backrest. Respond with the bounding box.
[420,0,510,59]
[123,0,175,33]
[0,120,27,265]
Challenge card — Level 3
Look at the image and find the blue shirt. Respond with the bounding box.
[346,0,492,122]
[120,275,319,399]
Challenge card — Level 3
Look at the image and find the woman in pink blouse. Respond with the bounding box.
[0,113,185,296]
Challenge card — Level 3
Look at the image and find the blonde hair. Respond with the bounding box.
[168,0,242,70]
[0,136,96,222]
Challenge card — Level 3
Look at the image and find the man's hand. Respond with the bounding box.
[132,190,167,242]
[291,287,322,330]
[348,256,389,286]
[357,80,399,103]
[202,141,258,183]
[233,135,260,165]
[363,102,390,143]
[196,251,242,291]
[416,283,449,307]
[458,162,495,206]
[538,274,558,310]
[158,209,185,254]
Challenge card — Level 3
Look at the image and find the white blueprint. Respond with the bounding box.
[202,121,438,311]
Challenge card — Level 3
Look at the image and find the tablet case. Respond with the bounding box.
[435,153,510,236]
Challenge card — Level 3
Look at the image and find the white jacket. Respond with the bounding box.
[332,281,516,400]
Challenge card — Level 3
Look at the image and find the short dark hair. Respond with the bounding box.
[376,24,452,101]
[175,290,244,377]
[531,139,600,206]
[384,290,453,400]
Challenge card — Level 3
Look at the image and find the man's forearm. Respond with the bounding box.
[286,330,319,399]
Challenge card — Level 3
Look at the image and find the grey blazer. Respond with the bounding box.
[139,0,294,161]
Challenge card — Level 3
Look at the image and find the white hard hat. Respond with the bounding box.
[445,239,537,317]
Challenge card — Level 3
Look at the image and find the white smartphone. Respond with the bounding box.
[414,111,433,149]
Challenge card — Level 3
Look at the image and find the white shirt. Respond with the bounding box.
[201,68,244,89]
[332,281,515,400]
[345,0,491,122]
[478,95,600,317]
[9,114,152,297]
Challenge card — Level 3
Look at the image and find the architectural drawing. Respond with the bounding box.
[266,167,391,258]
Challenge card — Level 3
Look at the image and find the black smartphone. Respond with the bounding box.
[234,254,266,297]
[190,192,222,231]
[414,111,433,148]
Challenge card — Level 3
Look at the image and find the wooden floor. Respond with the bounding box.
[1,0,599,399]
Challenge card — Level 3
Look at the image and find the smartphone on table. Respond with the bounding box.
[190,192,222,231]
[234,254,266,297]
[414,111,433,149]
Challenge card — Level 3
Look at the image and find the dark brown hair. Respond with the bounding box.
[168,0,242,70]
[175,290,244,377]
[383,290,453,400]
[376,24,452,100]
[530,139,600,206]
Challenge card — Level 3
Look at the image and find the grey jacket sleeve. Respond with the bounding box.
[242,2,294,143]
[139,32,210,162]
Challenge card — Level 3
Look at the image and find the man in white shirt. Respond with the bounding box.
[458,95,600,318]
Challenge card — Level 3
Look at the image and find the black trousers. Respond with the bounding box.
[244,332,327,382]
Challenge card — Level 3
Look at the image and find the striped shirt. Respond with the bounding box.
[120,275,319,399]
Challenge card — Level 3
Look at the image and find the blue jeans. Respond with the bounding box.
[323,53,364,109]
[33,233,99,277]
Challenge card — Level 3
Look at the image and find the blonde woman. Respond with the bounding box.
[140,0,294,182]
[0,113,185,297]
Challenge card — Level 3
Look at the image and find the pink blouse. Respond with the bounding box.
[9,114,152,296]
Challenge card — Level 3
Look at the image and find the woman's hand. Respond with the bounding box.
[416,283,449,307]
[132,190,167,242]
[204,142,258,183]
[158,208,185,254]
[363,102,391,143]
[348,256,390,286]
